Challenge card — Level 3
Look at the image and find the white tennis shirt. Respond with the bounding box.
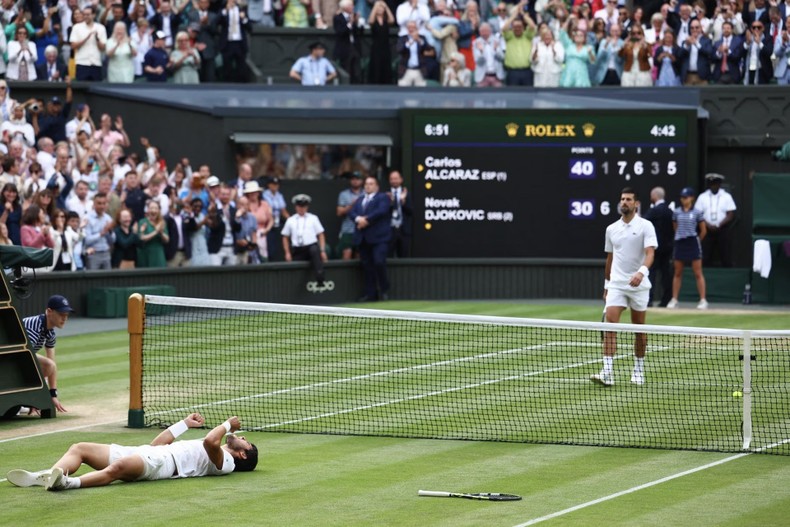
[604,215,657,291]
[166,439,235,478]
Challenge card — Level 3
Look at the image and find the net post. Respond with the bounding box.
[128,293,145,428]
[742,331,753,450]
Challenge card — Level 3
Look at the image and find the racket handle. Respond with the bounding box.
[418,490,452,497]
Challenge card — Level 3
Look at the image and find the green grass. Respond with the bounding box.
[1,302,789,527]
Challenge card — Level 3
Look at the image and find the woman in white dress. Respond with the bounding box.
[131,18,153,79]
[107,22,137,83]
[532,27,565,87]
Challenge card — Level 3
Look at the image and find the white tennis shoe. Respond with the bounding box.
[666,298,679,309]
[45,467,67,491]
[631,371,645,385]
[697,299,709,310]
[590,372,614,386]
[6,469,51,487]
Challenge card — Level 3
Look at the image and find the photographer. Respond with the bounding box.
[32,77,73,143]
[6,23,37,80]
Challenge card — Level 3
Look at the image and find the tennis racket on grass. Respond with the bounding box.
[418,490,522,501]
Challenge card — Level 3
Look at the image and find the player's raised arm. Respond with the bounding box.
[151,412,205,446]
[204,416,241,469]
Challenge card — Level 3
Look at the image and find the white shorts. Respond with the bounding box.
[605,287,649,312]
[109,444,176,481]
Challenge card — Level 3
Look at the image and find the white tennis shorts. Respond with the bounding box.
[605,287,649,312]
[109,444,175,481]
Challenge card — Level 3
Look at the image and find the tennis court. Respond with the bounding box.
[1,301,789,526]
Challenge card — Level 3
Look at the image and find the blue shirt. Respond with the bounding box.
[23,314,56,353]
[84,210,116,252]
[263,189,286,228]
[291,55,336,86]
[337,188,361,235]
[143,47,169,82]
[673,207,704,240]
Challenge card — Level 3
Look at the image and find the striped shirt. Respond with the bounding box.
[673,208,704,240]
[23,314,56,353]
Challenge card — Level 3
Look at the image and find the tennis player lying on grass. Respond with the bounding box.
[7,413,258,491]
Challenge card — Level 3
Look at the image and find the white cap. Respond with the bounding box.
[206,176,220,187]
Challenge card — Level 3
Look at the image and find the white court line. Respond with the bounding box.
[512,438,790,527]
[0,418,125,444]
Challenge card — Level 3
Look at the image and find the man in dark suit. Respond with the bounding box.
[187,0,219,82]
[349,176,391,301]
[741,21,774,84]
[396,20,429,86]
[333,0,363,84]
[36,45,68,82]
[712,21,743,83]
[386,169,412,258]
[165,204,196,267]
[680,19,714,85]
[219,0,251,82]
[643,186,674,307]
[149,0,181,49]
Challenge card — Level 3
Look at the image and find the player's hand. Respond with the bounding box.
[185,412,204,427]
[227,416,241,432]
[52,397,67,413]
[629,272,643,287]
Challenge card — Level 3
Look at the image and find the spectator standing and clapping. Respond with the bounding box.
[149,0,180,49]
[368,0,395,84]
[3,103,36,147]
[232,195,257,264]
[107,21,136,83]
[395,0,430,37]
[262,176,288,261]
[185,197,210,266]
[134,199,169,268]
[93,113,130,157]
[219,0,250,82]
[289,42,337,85]
[712,21,743,83]
[36,45,67,81]
[396,20,428,86]
[443,51,472,85]
[48,209,74,271]
[559,22,595,87]
[70,6,107,81]
[102,3,131,37]
[742,19,773,84]
[0,182,22,245]
[681,18,714,85]
[667,187,708,310]
[64,210,85,270]
[187,0,219,82]
[131,17,153,79]
[619,23,652,86]
[7,25,37,81]
[112,208,138,268]
[474,22,505,87]
[243,181,272,262]
[164,201,195,267]
[502,2,538,86]
[121,170,146,222]
[82,192,115,270]
[334,0,363,84]
[282,194,328,284]
[65,103,94,143]
[532,26,564,86]
[169,30,201,83]
[21,204,54,249]
[143,31,169,81]
[593,23,623,85]
[654,29,684,86]
[349,176,390,302]
[774,24,790,85]
[31,189,56,224]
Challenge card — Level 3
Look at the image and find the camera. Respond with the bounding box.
[30,102,40,113]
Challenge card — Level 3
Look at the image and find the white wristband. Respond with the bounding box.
[222,421,232,434]
[638,266,649,277]
[167,420,189,438]
[604,280,610,289]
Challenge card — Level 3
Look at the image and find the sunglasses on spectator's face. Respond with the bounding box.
[752,24,763,29]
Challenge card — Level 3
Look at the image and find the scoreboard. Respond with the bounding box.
[402,109,698,258]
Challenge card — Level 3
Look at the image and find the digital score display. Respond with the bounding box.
[403,110,698,258]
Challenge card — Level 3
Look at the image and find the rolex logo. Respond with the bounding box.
[582,123,595,137]
[505,122,519,138]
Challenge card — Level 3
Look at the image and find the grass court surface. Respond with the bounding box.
[1,301,789,526]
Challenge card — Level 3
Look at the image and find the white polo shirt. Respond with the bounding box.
[605,215,658,291]
[70,22,107,67]
[694,189,736,228]
[281,212,324,247]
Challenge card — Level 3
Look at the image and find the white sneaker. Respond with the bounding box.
[45,467,67,491]
[666,299,678,309]
[631,371,645,385]
[697,299,709,309]
[6,469,51,487]
[590,372,614,386]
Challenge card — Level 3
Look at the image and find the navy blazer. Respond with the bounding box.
[349,192,391,245]
[680,36,715,81]
[643,202,674,253]
[164,213,196,260]
[712,35,744,82]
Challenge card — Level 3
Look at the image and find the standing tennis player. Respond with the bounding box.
[6,413,258,490]
[592,187,657,387]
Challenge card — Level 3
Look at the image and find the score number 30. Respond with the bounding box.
[569,199,611,219]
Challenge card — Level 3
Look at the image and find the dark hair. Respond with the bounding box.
[2,157,16,173]
[21,204,41,226]
[1,183,20,208]
[233,444,258,472]
[621,187,637,200]
[66,210,80,221]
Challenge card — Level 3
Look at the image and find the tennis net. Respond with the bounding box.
[129,295,790,454]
